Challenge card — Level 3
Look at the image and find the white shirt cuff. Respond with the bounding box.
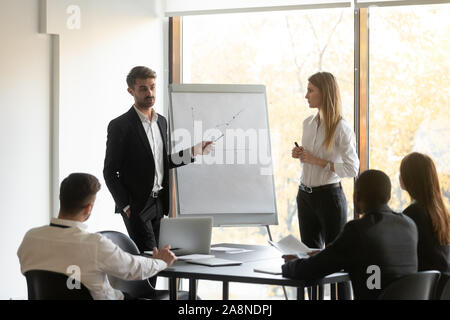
[153,258,168,271]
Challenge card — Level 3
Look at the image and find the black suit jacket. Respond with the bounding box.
[403,203,450,274]
[282,205,418,300]
[103,107,193,218]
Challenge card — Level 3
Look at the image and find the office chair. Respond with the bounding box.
[437,273,450,300]
[378,270,441,300]
[25,270,93,300]
[98,230,191,300]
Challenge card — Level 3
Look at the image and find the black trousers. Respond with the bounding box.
[121,196,164,288]
[296,183,352,300]
[121,196,163,252]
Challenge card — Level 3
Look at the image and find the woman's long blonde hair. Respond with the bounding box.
[400,152,450,245]
[308,72,342,151]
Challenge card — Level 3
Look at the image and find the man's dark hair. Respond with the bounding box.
[126,66,156,89]
[59,173,101,215]
[355,169,391,207]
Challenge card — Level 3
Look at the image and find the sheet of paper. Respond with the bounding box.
[226,249,253,254]
[211,246,248,253]
[177,254,215,261]
[186,257,242,266]
[269,234,318,255]
[253,266,282,275]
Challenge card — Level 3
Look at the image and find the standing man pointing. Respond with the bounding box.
[103,66,213,254]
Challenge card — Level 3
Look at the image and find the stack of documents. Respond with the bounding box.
[253,265,282,275]
[268,235,319,258]
[177,254,215,261]
[175,253,243,266]
[186,257,242,267]
[211,246,252,254]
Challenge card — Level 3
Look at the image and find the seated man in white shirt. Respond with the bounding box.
[17,172,176,300]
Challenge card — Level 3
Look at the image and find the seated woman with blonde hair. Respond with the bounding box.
[400,152,450,274]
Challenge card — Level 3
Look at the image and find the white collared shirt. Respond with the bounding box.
[17,218,167,300]
[300,114,359,187]
[134,106,164,193]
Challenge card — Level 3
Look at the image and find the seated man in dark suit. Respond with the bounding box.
[282,169,418,300]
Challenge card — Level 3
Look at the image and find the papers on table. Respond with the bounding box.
[186,257,242,267]
[253,265,282,275]
[177,254,215,261]
[211,246,253,254]
[268,235,320,258]
[143,251,215,260]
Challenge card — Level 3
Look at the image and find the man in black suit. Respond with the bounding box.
[103,66,213,254]
[282,170,418,300]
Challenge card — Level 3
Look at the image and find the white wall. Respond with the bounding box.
[0,0,166,299]
[45,0,167,235]
[0,0,51,300]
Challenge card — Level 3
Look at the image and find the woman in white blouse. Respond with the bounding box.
[292,72,359,299]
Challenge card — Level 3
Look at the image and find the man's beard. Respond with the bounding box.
[137,97,155,109]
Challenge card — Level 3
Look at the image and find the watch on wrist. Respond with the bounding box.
[325,161,331,171]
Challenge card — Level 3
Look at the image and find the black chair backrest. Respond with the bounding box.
[99,230,141,254]
[438,273,450,300]
[378,271,441,300]
[99,231,156,296]
[25,270,93,300]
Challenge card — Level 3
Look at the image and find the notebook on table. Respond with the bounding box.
[185,257,242,267]
[253,265,282,275]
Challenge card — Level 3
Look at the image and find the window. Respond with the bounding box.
[182,8,355,299]
[176,2,450,300]
[369,4,450,211]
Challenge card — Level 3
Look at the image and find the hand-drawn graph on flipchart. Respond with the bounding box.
[169,84,278,227]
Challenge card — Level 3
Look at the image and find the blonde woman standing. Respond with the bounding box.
[292,72,359,299]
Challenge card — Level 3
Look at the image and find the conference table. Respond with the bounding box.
[157,243,350,300]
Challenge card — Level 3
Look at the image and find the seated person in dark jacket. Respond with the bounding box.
[400,152,450,274]
[282,169,418,300]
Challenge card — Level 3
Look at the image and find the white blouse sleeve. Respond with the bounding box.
[333,122,359,178]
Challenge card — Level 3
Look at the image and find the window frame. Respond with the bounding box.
[169,8,371,220]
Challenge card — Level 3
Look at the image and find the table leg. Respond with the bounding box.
[309,285,322,300]
[222,281,229,300]
[297,286,305,300]
[189,279,197,300]
[282,286,288,300]
[169,277,178,300]
[331,283,337,300]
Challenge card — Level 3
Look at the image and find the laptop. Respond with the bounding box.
[158,217,213,256]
